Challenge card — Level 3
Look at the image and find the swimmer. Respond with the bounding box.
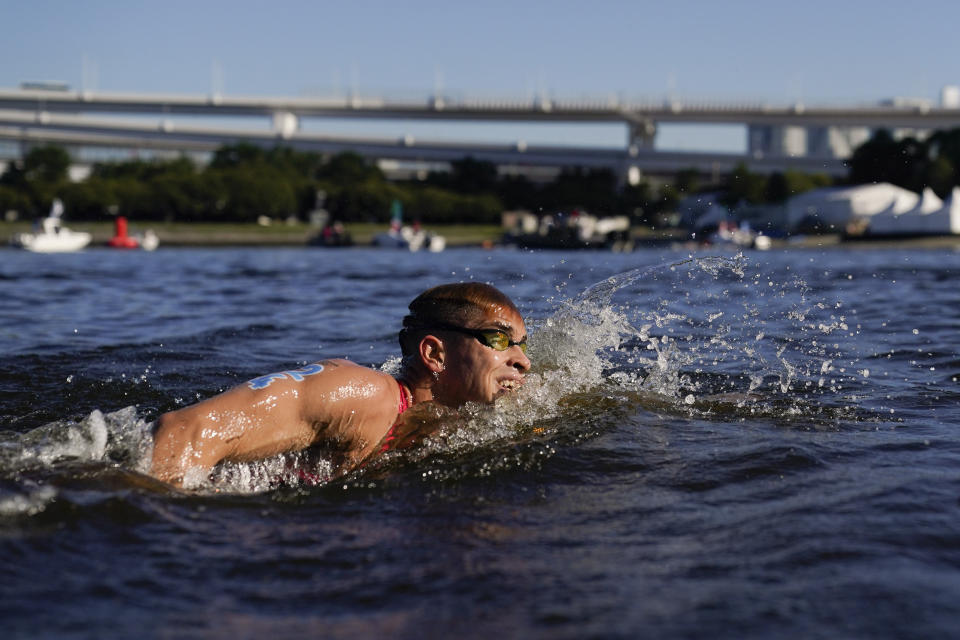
[150,283,531,486]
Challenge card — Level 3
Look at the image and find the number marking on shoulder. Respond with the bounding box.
[247,362,325,390]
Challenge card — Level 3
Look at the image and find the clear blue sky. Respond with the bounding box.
[4,0,960,151]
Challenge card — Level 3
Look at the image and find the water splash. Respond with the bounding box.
[0,406,155,515]
[448,253,865,438]
[0,406,152,474]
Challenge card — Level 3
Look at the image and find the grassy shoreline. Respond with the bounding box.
[0,221,505,247]
[2,220,959,249]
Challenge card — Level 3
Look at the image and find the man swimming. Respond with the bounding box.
[150,283,531,487]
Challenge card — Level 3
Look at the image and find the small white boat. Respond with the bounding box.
[139,229,159,251]
[11,199,92,253]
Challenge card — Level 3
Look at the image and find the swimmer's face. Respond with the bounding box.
[433,305,531,406]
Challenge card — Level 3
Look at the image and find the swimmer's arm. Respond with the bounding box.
[150,360,399,486]
[150,377,316,486]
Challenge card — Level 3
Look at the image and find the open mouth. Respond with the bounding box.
[498,378,522,392]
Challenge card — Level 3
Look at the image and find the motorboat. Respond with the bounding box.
[372,223,446,252]
[371,200,445,252]
[11,199,92,253]
[307,221,353,247]
[503,210,632,250]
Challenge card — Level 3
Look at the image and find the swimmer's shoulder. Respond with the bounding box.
[299,359,400,403]
[306,358,394,382]
[299,359,402,443]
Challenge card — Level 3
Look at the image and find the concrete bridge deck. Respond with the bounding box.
[2,87,960,129]
[0,108,848,178]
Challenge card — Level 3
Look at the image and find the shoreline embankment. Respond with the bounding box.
[2,221,959,250]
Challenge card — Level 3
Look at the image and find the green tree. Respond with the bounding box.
[207,166,297,221]
[265,146,324,179]
[23,145,71,184]
[541,167,618,213]
[9,145,73,213]
[619,181,654,224]
[496,174,539,211]
[0,159,27,190]
[209,142,267,169]
[323,180,398,222]
[925,155,956,197]
[318,152,383,184]
[927,128,960,193]
[0,184,32,218]
[765,170,832,203]
[674,168,701,197]
[848,130,930,192]
[764,172,790,203]
[60,180,114,220]
[720,163,766,207]
[446,156,499,194]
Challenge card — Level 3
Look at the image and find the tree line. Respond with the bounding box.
[0,143,677,225]
[3,128,960,225]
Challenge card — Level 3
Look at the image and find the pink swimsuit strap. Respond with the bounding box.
[294,379,413,485]
[379,379,411,453]
[396,378,412,414]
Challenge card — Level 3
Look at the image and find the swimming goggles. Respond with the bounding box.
[428,322,528,354]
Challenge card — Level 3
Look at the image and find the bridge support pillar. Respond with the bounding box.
[620,165,642,187]
[627,118,656,150]
[272,111,299,139]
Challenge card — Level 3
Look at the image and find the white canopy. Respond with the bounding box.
[868,186,960,235]
[784,183,919,231]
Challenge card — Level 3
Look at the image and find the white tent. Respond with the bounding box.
[784,183,919,231]
[869,187,960,235]
[868,187,942,235]
[942,188,960,234]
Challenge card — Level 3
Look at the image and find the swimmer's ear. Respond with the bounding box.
[419,334,445,374]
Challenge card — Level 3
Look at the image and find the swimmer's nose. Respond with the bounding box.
[509,345,531,373]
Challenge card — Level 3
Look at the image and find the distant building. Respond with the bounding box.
[748,125,806,157]
[747,87,960,160]
[805,126,871,159]
[748,124,870,159]
[941,86,960,109]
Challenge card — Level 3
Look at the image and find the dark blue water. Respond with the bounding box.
[1,246,959,639]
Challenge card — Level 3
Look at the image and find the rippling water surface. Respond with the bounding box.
[1,246,959,638]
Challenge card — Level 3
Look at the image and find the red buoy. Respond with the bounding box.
[107,216,140,249]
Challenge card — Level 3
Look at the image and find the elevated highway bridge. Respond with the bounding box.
[0,108,847,181]
[2,87,957,181]
[3,87,960,129]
